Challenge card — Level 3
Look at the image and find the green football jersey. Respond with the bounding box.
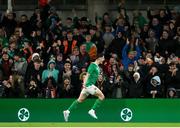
[85,63,100,87]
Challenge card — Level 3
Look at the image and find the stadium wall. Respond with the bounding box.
[0,99,180,122]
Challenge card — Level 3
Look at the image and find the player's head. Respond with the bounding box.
[96,53,105,64]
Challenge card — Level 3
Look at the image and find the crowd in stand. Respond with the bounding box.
[0,0,180,98]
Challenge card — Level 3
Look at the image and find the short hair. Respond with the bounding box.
[66,17,72,21]
[96,53,104,59]
[33,58,42,63]
[63,75,71,81]
[169,62,176,66]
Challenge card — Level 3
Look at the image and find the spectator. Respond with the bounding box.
[132,11,147,29]
[61,60,72,80]
[148,17,163,39]
[55,53,64,73]
[122,38,141,70]
[58,76,74,98]
[104,56,117,77]
[102,12,112,29]
[95,74,109,98]
[0,51,13,80]
[145,66,163,98]
[78,44,90,69]
[106,28,126,59]
[19,14,32,38]
[60,60,80,97]
[90,25,104,54]
[0,27,8,48]
[126,72,144,98]
[26,78,39,98]
[30,7,41,30]
[24,53,40,83]
[145,29,158,54]
[111,73,126,98]
[21,39,33,62]
[42,59,59,83]
[43,76,57,98]
[140,24,149,42]
[24,58,43,97]
[2,74,24,98]
[69,46,80,67]
[62,31,78,57]
[102,24,114,49]
[1,10,17,38]
[167,87,177,98]
[73,27,85,47]
[8,35,19,57]
[107,63,122,98]
[174,27,180,57]
[164,62,180,90]
[64,17,73,30]
[83,34,97,61]
[12,50,28,76]
[157,30,176,57]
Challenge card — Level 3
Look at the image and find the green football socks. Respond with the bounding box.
[92,99,103,110]
[68,100,79,111]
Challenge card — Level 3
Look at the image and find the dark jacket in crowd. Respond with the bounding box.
[107,37,126,59]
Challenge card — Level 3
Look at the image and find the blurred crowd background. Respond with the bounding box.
[0,0,180,98]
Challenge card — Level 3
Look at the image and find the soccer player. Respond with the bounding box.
[63,53,105,122]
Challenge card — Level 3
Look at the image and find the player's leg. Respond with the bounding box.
[92,88,105,110]
[88,85,105,119]
[63,88,88,122]
[68,90,88,111]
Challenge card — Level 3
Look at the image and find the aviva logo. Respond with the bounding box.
[120,108,133,122]
[18,108,30,121]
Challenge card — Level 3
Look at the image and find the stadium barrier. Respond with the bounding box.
[0,99,180,122]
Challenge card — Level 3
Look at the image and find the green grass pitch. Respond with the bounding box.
[0,122,180,127]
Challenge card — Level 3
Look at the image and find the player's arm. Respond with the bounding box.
[83,63,94,87]
[83,73,90,87]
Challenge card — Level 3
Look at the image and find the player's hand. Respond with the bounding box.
[135,38,139,46]
[126,38,130,45]
[82,83,86,88]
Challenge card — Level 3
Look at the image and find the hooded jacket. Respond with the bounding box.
[42,59,59,83]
